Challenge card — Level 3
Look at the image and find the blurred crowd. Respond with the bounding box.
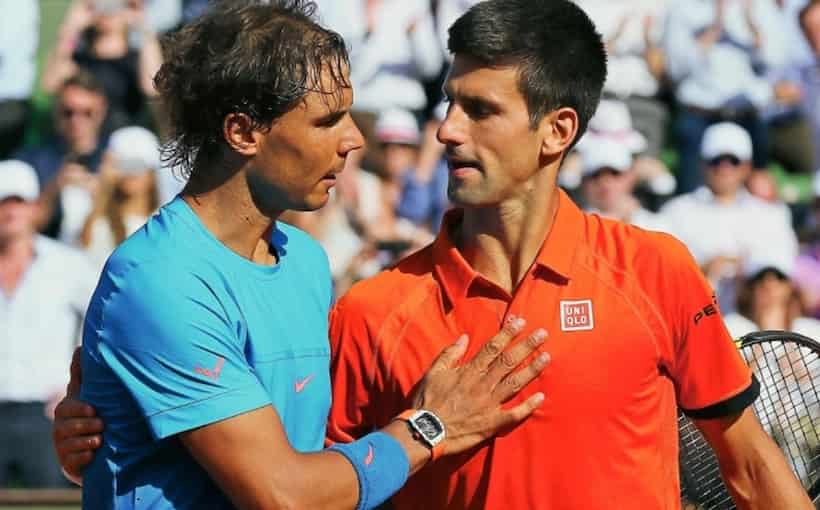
[2,0,820,489]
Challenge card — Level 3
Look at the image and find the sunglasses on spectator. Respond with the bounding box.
[0,196,28,205]
[59,107,96,119]
[707,155,742,167]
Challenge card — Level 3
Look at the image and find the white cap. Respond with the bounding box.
[580,139,633,177]
[700,122,753,161]
[586,100,647,154]
[375,108,420,146]
[108,126,161,175]
[92,0,128,14]
[743,258,794,281]
[0,160,39,201]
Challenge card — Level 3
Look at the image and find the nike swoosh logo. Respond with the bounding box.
[195,357,225,380]
[364,443,374,466]
[294,374,315,393]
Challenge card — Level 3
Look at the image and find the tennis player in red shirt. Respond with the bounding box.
[325,1,811,508]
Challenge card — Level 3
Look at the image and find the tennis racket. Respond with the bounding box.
[678,330,820,509]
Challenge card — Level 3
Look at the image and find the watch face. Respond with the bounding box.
[415,412,444,440]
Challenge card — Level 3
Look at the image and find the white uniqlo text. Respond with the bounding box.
[560,300,594,331]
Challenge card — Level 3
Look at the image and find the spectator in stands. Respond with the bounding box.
[562,100,676,211]
[799,0,820,169]
[781,0,815,66]
[764,0,816,177]
[15,71,110,243]
[723,261,820,339]
[659,122,798,314]
[370,108,436,251]
[575,0,670,159]
[411,101,451,233]
[315,0,444,171]
[722,258,820,485]
[79,126,160,273]
[0,160,96,488]
[377,108,448,234]
[579,138,666,231]
[794,178,820,319]
[41,0,163,131]
[665,0,788,193]
[288,109,441,293]
[0,1,38,159]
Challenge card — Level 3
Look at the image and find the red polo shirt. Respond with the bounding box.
[327,190,757,510]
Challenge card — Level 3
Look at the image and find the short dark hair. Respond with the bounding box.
[154,0,349,178]
[59,69,107,99]
[448,0,607,146]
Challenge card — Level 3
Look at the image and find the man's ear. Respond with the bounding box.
[540,107,579,159]
[222,113,259,157]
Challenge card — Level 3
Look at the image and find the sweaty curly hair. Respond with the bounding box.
[154,0,349,178]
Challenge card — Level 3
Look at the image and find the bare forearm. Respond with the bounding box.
[281,420,429,508]
[41,17,85,93]
[721,438,812,509]
[187,406,430,510]
[41,39,78,93]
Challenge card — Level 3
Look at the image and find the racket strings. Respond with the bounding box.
[678,337,820,509]
[679,413,734,509]
[743,342,820,490]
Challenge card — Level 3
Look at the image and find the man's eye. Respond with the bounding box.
[467,105,490,119]
[319,113,344,127]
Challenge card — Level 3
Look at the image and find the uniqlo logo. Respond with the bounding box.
[560,300,594,331]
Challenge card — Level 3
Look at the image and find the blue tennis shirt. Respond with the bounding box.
[80,197,333,509]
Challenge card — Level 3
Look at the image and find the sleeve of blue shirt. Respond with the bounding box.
[89,260,272,440]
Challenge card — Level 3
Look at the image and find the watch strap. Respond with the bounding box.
[397,409,446,462]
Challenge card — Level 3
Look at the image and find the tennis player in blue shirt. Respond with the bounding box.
[58,1,549,508]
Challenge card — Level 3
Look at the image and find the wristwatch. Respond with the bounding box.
[397,409,446,461]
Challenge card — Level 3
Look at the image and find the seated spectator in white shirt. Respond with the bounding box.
[659,122,799,314]
[665,0,788,193]
[316,0,443,115]
[575,0,670,159]
[578,138,666,232]
[0,160,96,488]
[315,0,444,171]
